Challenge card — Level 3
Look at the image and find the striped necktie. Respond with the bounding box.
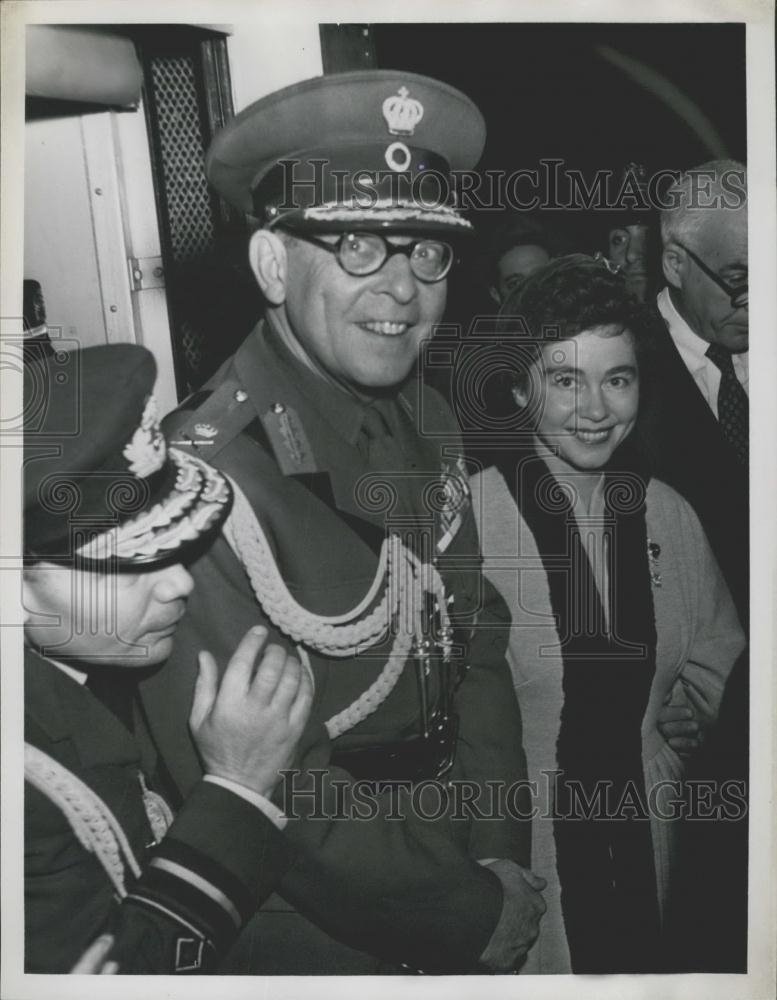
[706,343,748,465]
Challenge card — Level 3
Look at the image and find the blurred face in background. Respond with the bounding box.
[491,244,551,303]
[607,224,651,303]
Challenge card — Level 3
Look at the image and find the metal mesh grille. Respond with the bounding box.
[149,54,215,264]
[143,33,257,396]
[147,51,213,384]
[178,317,203,374]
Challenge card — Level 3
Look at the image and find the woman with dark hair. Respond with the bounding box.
[470,255,743,973]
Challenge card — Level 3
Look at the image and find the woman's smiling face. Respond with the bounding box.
[515,326,640,470]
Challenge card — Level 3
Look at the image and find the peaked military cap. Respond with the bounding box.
[206,69,486,236]
[24,344,232,565]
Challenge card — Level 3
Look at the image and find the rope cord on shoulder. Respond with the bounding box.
[24,743,142,897]
[224,475,400,655]
[222,475,452,737]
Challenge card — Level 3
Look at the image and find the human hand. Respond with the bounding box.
[657,701,702,758]
[477,858,547,972]
[70,933,118,974]
[190,626,313,798]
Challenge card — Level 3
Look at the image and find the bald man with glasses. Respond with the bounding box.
[636,159,749,973]
[638,158,749,615]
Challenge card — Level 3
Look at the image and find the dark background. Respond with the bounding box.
[373,23,746,177]
[368,22,747,326]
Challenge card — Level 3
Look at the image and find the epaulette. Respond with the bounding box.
[165,378,256,463]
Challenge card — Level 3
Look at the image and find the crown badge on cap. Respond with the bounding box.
[382,86,424,137]
[123,395,167,479]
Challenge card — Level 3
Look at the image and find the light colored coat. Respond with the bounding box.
[472,467,745,974]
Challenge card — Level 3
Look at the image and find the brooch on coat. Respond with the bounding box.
[647,539,662,587]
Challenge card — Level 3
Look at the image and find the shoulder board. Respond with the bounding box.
[165,378,256,462]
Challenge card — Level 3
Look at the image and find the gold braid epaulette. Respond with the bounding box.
[222,475,452,738]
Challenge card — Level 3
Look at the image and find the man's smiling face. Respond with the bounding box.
[280,232,447,392]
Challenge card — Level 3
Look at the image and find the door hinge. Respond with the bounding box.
[128,256,165,291]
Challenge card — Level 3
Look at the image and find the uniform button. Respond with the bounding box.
[272,402,286,414]
[234,389,248,403]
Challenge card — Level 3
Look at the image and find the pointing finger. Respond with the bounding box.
[271,655,302,711]
[220,626,268,698]
[519,869,547,892]
[661,720,700,738]
[190,651,218,731]
[658,706,693,723]
[70,933,115,973]
[249,642,288,702]
[668,736,702,752]
[289,662,315,731]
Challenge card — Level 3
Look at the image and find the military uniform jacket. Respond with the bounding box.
[142,324,529,973]
[24,649,289,973]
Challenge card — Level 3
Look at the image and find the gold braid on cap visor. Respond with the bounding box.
[298,199,473,229]
[73,450,231,563]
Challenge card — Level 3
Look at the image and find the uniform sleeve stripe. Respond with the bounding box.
[124,892,212,942]
[134,869,237,948]
[149,857,242,930]
[153,836,257,917]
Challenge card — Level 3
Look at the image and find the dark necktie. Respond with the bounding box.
[358,400,422,522]
[358,401,400,469]
[706,343,748,465]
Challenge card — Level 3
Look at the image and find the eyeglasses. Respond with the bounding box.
[281,230,454,283]
[675,240,748,309]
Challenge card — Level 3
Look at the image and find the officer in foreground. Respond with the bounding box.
[23,344,311,973]
[140,70,545,974]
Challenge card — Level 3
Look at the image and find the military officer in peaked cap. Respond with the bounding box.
[141,70,546,973]
[22,344,312,973]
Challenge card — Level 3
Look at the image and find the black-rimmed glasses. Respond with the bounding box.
[281,230,454,283]
[675,240,748,309]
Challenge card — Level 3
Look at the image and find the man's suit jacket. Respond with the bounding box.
[636,305,749,972]
[141,324,529,973]
[636,308,748,621]
[24,649,289,973]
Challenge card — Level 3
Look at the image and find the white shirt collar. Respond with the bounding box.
[656,287,711,374]
[38,654,89,685]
